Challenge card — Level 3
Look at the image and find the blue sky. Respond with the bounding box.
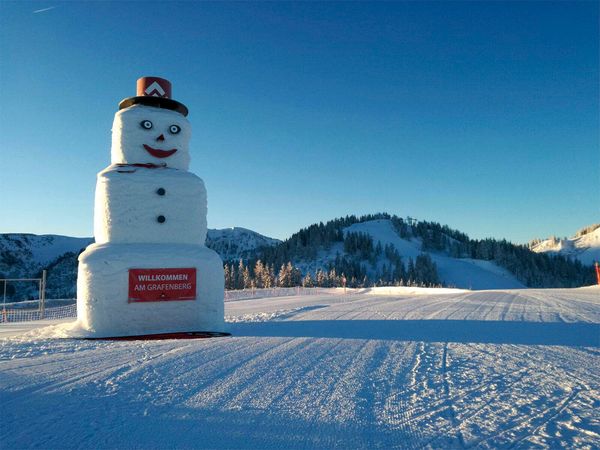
[1,1,598,243]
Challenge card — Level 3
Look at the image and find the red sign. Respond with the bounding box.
[128,268,196,302]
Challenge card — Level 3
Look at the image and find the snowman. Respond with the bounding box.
[76,77,225,338]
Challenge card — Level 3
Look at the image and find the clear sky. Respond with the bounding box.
[1,1,598,243]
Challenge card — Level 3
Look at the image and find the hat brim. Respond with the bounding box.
[119,96,188,117]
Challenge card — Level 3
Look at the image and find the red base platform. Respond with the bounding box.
[85,331,231,341]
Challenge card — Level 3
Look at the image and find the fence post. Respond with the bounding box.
[2,280,6,323]
[40,270,47,319]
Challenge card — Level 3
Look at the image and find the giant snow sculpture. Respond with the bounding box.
[77,77,225,337]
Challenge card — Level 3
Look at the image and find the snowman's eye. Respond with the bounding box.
[169,125,181,134]
[140,120,153,130]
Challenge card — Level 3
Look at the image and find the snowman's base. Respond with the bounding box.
[85,331,231,341]
[77,243,225,336]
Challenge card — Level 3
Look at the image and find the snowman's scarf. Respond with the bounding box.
[116,162,167,173]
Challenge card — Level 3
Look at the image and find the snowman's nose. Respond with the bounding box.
[156,134,165,142]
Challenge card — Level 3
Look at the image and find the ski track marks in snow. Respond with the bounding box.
[1,288,599,449]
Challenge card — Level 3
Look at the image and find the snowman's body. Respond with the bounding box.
[77,101,224,337]
[93,166,207,244]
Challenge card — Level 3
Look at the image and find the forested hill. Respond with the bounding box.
[235,213,594,289]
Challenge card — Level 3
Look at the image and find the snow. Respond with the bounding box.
[77,243,225,337]
[28,235,93,265]
[345,219,525,289]
[364,286,469,296]
[76,100,224,337]
[112,105,191,170]
[206,227,281,261]
[433,255,525,290]
[94,165,207,244]
[0,234,92,266]
[345,219,422,260]
[1,287,598,448]
[532,226,600,266]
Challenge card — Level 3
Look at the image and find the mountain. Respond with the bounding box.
[530,224,600,266]
[0,234,93,301]
[206,227,281,262]
[0,234,93,269]
[252,218,523,290]
[345,219,524,289]
[0,228,279,300]
[250,214,594,290]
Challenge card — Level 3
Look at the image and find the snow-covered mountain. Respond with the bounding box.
[0,228,279,300]
[530,224,600,266]
[292,219,524,290]
[206,227,281,262]
[0,234,94,300]
[346,220,524,289]
[0,234,93,268]
[0,234,93,280]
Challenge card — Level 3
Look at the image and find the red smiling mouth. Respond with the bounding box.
[143,144,178,158]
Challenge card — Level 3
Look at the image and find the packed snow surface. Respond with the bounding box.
[1,287,599,449]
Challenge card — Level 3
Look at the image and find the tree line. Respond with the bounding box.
[237,213,595,289]
[224,256,442,291]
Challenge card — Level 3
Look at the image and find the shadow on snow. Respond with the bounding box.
[229,319,600,347]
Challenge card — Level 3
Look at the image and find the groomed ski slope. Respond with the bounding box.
[1,287,599,449]
[345,220,525,289]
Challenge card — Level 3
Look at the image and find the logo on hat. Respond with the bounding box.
[144,81,167,98]
[119,76,188,116]
[138,77,171,98]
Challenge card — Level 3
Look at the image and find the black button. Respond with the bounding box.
[157,215,166,223]
[156,188,166,196]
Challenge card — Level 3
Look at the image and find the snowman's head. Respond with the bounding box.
[111,105,191,170]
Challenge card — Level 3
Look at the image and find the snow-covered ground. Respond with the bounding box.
[1,287,599,448]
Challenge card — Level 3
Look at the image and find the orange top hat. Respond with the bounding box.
[118,76,188,116]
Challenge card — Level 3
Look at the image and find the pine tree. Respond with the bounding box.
[254,260,265,288]
[224,264,232,290]
[278,263,291,287]
[266,264,276,288]
[302,273,314,287]
[328,268,338,287]
[244,266,252,289]
[236,260,246,290]
[229,264,237,290]
[290,263,302,286]
[316,269,327,287]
